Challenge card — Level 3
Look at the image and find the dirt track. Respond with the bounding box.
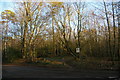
[2,65,119,79]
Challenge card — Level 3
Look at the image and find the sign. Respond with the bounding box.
[76,48,80,53]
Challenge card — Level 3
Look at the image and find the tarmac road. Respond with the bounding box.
[2,65,119,79]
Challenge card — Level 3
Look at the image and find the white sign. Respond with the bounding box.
[76,48,80,53]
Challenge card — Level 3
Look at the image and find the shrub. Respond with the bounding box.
[2,47,22,63]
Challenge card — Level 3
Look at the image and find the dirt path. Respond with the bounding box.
[2,65,119,79]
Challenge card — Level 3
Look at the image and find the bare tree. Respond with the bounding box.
[103,0,112,57]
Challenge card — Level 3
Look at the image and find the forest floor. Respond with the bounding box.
[3,56,120,70]
[2,56,120,79]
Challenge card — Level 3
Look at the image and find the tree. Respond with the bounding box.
[73,2,86,59]
[54,3,78,59]
[1,10,15,61]
[48,2,63,55]
[15,2,45,60]
[112,2,116,58]
[117,1,120,60]
[103,1,112,58]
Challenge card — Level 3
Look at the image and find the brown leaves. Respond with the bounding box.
[48,2,63,15]
[1,10,16,23]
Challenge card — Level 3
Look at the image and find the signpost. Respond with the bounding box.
[76,48,80,53]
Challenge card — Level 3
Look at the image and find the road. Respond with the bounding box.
[2,65,119,79]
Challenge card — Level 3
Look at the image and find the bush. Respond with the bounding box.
[2,47,22,63]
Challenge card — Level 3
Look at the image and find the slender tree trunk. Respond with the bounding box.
[117,1,120,60]
[4,22,8,59]
[103,1,112,58]
[2,25,5,61]
[77,12,80,59]
[20,21,23,58]
[51,9,55,56]
[112,2,116,59]
[77,3,82,59]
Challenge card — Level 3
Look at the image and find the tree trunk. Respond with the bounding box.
[77,13,80,47]
[103,1,112,58]
[22,2,29,59]
[22,21,28,58]
[117,1,120,60]
[52,11,55,56]
[112,2,116,59]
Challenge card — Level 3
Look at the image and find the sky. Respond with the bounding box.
[0,0,119,37]
[0,0,119,13]
[0,1,94,20]
[0,2,14,21]
[0,0,119,2]
[0,2,14,12]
